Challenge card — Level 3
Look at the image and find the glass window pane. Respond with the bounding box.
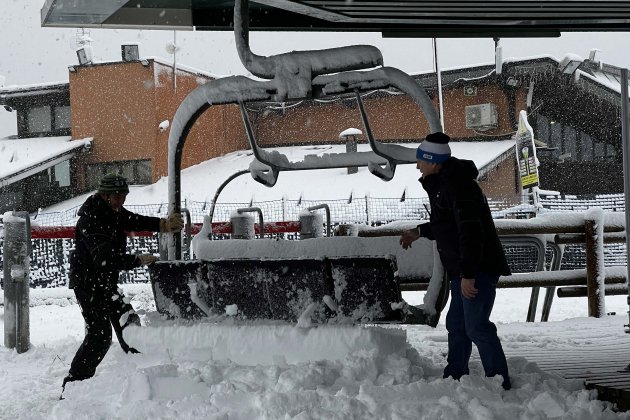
[27,106,51,133]
[580,132,593,161]
[121,162,134,182]
[54,106,71,129]
[86,164,104,190]
[136,160,151,184]
[54,160,71,187]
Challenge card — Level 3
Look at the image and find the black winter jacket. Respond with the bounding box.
[69,194,161,291]
[418,157,511,279]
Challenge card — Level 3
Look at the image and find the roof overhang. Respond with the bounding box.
[41,0,630,36]
[0,137,91,188]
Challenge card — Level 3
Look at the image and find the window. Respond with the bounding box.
[54,160,71,187]
[27,106,51,133]
[86,160,152,190]
[54,106,71,129]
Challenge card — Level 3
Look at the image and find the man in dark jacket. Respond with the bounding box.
[62,173,183,394]
[400,132,512,390]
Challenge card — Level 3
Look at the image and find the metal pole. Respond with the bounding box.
[3,211,31,353]
[620,68,630,331]
[433,38,445,131]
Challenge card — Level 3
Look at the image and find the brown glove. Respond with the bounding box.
[136,254,158,266]
[160,212,184,233]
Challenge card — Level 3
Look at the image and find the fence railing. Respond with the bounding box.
[1,193,627,288]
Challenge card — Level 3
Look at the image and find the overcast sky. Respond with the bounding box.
[1,0,630,137]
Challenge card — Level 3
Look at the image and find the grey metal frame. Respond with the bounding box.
[499,235,546,322]
[166,0,441,259]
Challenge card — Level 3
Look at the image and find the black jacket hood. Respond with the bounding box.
[420,157,479,190]
[440,157,479,183]
[77,194,108,218]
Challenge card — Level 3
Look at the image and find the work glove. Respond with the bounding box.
[136,254,158,266]
[160,212,184,233]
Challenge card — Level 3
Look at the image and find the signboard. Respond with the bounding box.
[515,110,539,189]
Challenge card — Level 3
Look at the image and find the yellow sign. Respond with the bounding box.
[516,111,539,189]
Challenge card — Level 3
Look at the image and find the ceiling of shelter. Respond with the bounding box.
[42,0,630,36]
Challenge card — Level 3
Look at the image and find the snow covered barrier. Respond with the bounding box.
[2,211,31,353]
[125,323,407,365]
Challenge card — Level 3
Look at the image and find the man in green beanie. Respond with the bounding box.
[61,173,183,396]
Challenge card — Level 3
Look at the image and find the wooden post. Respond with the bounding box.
[585,210,605,317]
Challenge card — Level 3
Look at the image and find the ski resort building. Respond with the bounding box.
[0,47,627,213]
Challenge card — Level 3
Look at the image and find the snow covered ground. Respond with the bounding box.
[1,286,629,419]
[4,138,629,418]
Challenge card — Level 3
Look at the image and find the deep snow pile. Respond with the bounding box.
[1,286,629,419]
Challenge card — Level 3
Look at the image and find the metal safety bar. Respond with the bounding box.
[306,204,331,237]
[237,207,265,238]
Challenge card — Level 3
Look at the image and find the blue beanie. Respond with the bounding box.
[416,132,451,164]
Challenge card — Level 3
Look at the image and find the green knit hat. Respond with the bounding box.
[98,173,129,194]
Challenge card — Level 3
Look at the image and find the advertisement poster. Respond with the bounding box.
[515,110,539,189]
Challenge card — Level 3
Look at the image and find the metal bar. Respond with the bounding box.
[182,208,192,259]
[306,204,331,237]
[558,284,629,298]
[621,68,630,331]
[555,232,626,245]
[237,207,265,238]
[3,211,31,354]
[541,242,563,322]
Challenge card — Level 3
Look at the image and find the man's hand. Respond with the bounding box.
[399,228,421,249]
[136,254,158,266]
[160,212,184,233]
[460,277,478,299]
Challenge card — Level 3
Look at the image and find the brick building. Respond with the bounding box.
[2,46,625,213]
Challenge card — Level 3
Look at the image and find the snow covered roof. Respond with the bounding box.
[122,139,515,206]
[0,136,92,187]
[150,57,224,80]
[0,81,68,105]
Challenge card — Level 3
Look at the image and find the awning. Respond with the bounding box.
[0,136,92,188]
[41,0,630,36]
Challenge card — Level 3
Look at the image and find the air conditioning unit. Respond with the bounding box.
[465,103,498,130]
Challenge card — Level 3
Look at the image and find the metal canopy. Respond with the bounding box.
[42,0,630,35]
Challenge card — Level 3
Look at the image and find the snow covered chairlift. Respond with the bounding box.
[150,0,444,325]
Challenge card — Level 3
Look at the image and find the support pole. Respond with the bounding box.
[585,210,605,318]
[621,68,630,331]
[3,211,31,353]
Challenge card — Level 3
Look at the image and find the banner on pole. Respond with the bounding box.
[515,110,539,189]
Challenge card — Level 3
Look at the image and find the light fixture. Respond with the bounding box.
[68,65,76,73]
[140,59,150,67]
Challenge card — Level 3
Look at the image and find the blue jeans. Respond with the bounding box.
[443,272,510,389]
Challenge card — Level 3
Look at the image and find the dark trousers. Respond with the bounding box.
[69,287,133,379]
[443,272,510,388]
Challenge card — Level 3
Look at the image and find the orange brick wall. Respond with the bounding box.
[253,84,526,145]
[69,60,248,188]
[70,61,157,188]
[152,62,248,181]
[69,61,523,194]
